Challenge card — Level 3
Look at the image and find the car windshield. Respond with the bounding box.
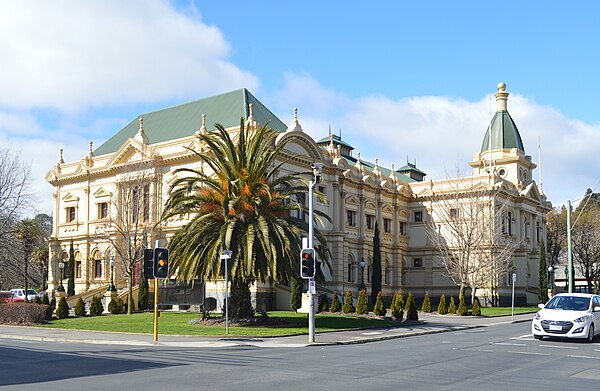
[545,296,591,311]
[26,290,36,295]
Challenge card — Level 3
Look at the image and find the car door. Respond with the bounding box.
[594,296,600,335]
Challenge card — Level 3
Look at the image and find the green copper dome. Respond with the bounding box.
[480,110,524,153]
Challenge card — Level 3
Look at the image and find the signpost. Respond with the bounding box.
[511,272,516,321]
[220,250,233,334]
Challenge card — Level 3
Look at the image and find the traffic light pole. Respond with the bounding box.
[153,240,160,344]
[308,177,316,343]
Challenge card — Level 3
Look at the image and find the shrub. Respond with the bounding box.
[41,295,50,305]
[41,295,52,319]
[472,297,481,316]
[56,297,70,319]
[457,295,468,316]
[405,291,419,321]
[89,296,104,316]
[318,294,329,312]
[448,296,457,314]
[391,291,404,321]
[437,294,448,315]
[373,291,387,316]
[138,274,151,311]
[108,298,125,314]
[290,276,303,311]
[342,290,355,314]
[74,297,87,317]
[50,297,56,310]
[356,289,368,314]
[32,296,42,304]
[330,292,342,313]
[421,291,432,312]
[0,303,50,324]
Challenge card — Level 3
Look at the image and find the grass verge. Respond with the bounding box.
[479,306,538,316]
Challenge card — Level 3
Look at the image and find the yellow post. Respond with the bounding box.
[153,278,159,344]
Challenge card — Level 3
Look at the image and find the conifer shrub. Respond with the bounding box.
[437,294,448,315]
[330,292,342,313]
[89,296,104,316]
[74,297,87,317]
[32,296,42,304]
[391,291,404,320]
[138,274,151,311]
[448,296,457,314]
[405,291,419,321]
[356,289,368,314]
[41,295,50,305]
[373,291,387,316]
[108,298,126,314]
[41,295,52,319]
[457,295,468,316]
[342,290,355,314]
[318,294,329,312]
[421,291,432,312]
[472,297,481,316]
[290,276,303,311]
[50,297,56,310]
[56,297,70,319]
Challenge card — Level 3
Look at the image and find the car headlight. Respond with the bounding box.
[574,315,590,323]
[534,312,541,320]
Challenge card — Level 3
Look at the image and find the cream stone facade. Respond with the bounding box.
[46,84,550,308]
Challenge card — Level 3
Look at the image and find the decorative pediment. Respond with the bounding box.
[92,188,113,198]
[382,204,394,215]
[107,138,156,167]
[62,193,80,203]
[521,182,542,201]
[345,195,360,206]
[343,168,360,180]
[365,200,377,210]
[397,185,413,198]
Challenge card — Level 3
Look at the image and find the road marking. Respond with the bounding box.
[539,344,579,350]
[568,355,600,360]
[460,348,494,353]
[494,342,526,346]
[507,351,550,356]
[361,332,382,336]
[512,334,533,339]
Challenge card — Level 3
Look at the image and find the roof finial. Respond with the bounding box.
[286,107,303,132]
[390,163,396,181]
[246,103,256,129]
[495,82,509,111]
[89,141,93,154]
[374,158,380,177]
[59,148,64,164]
[196,113,207,135]
[355,151,363,172]
[134,116,149,144]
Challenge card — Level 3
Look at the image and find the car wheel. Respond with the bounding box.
[587,324,595,342]
[534,334,543,340]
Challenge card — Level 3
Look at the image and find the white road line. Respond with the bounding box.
[507,350,550,356]
[539,344,579,349]
[568,355,600,360]
[512,334,533,339]
[494,342,526,346]
[460,348,494,353]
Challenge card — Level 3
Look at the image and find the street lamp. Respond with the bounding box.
[547,265,554,290]
[57,261,65,292]
[564,265,569,289]
[359,258,366,290]
[107,256,116,292]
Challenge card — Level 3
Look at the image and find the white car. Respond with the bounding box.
[532,293,600,342]
[9,288,38,302]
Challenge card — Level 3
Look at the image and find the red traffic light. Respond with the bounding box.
[300,248,316,279]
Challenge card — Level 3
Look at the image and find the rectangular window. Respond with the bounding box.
[143,184,150,222]
[347,263,353,282]
[383,218,392,233]
[347,210,356,227]
[366,214,375,230]
[76,261,82,278]
[400,222,407,235]
[413,258,422,267]
[414,211,423,222]
[94,259,102,278]
[449,208,458,219]
[66,207,76,223]
[98,202,109,219]
[318,185,326,195]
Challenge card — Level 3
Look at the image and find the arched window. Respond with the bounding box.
[92,250,103,279]
[75,251,82,279]
[507,212,513,236]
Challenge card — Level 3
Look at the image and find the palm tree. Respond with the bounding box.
[161,119,328,317]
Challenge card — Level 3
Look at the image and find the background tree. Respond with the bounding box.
[161,120,329,318]
[0,148,35,290]
[137,271,151,311]
[290,276,302,311]
[13,217,47,297]
[538,240,548,303]
[370,222,382,306]
[427,170,519,305]
[546,207,567,268]
[571,205,600,293]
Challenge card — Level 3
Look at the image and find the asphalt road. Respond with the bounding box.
[1,321,599,390]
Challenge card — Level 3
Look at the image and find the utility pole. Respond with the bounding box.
[567,200,574,293]
[307,163,323,343]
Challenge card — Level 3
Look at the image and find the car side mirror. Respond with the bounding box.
[538,304,545,309]
[594,306,600,312]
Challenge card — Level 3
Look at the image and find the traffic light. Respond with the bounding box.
[153,247,170,278]
[300,248,316,279]
[143,249,154,278]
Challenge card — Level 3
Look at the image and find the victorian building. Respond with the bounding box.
[45,83,550,307]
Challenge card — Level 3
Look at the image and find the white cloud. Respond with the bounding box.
[0,0,258,111]
[275,72,600,207]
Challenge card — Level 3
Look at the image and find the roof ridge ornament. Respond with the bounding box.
[134,116,149,145]
[54,148,64,173]
[373,158,381,178]
[390,163,396,182]
[246,103,257,129]
[286,107,303,132]
[495,82,509,112]
[196,113,207,136]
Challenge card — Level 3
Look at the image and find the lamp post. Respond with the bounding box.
[57,261,65,292]
[360,258,366,290]
[547,265,555,298]
[564,265,569,290]
[107,256,116,292]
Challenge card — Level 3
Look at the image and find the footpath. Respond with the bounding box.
[0,313,534,348]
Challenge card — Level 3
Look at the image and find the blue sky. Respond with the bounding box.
[1,1,599,214]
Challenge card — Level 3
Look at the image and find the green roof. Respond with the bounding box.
[316,134,355,150]
[480,110,524,153]
[94,89,287,156]
[343,155,417,183]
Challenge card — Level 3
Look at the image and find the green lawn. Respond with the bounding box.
[41,311,401,337]
[479,306,538,316]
